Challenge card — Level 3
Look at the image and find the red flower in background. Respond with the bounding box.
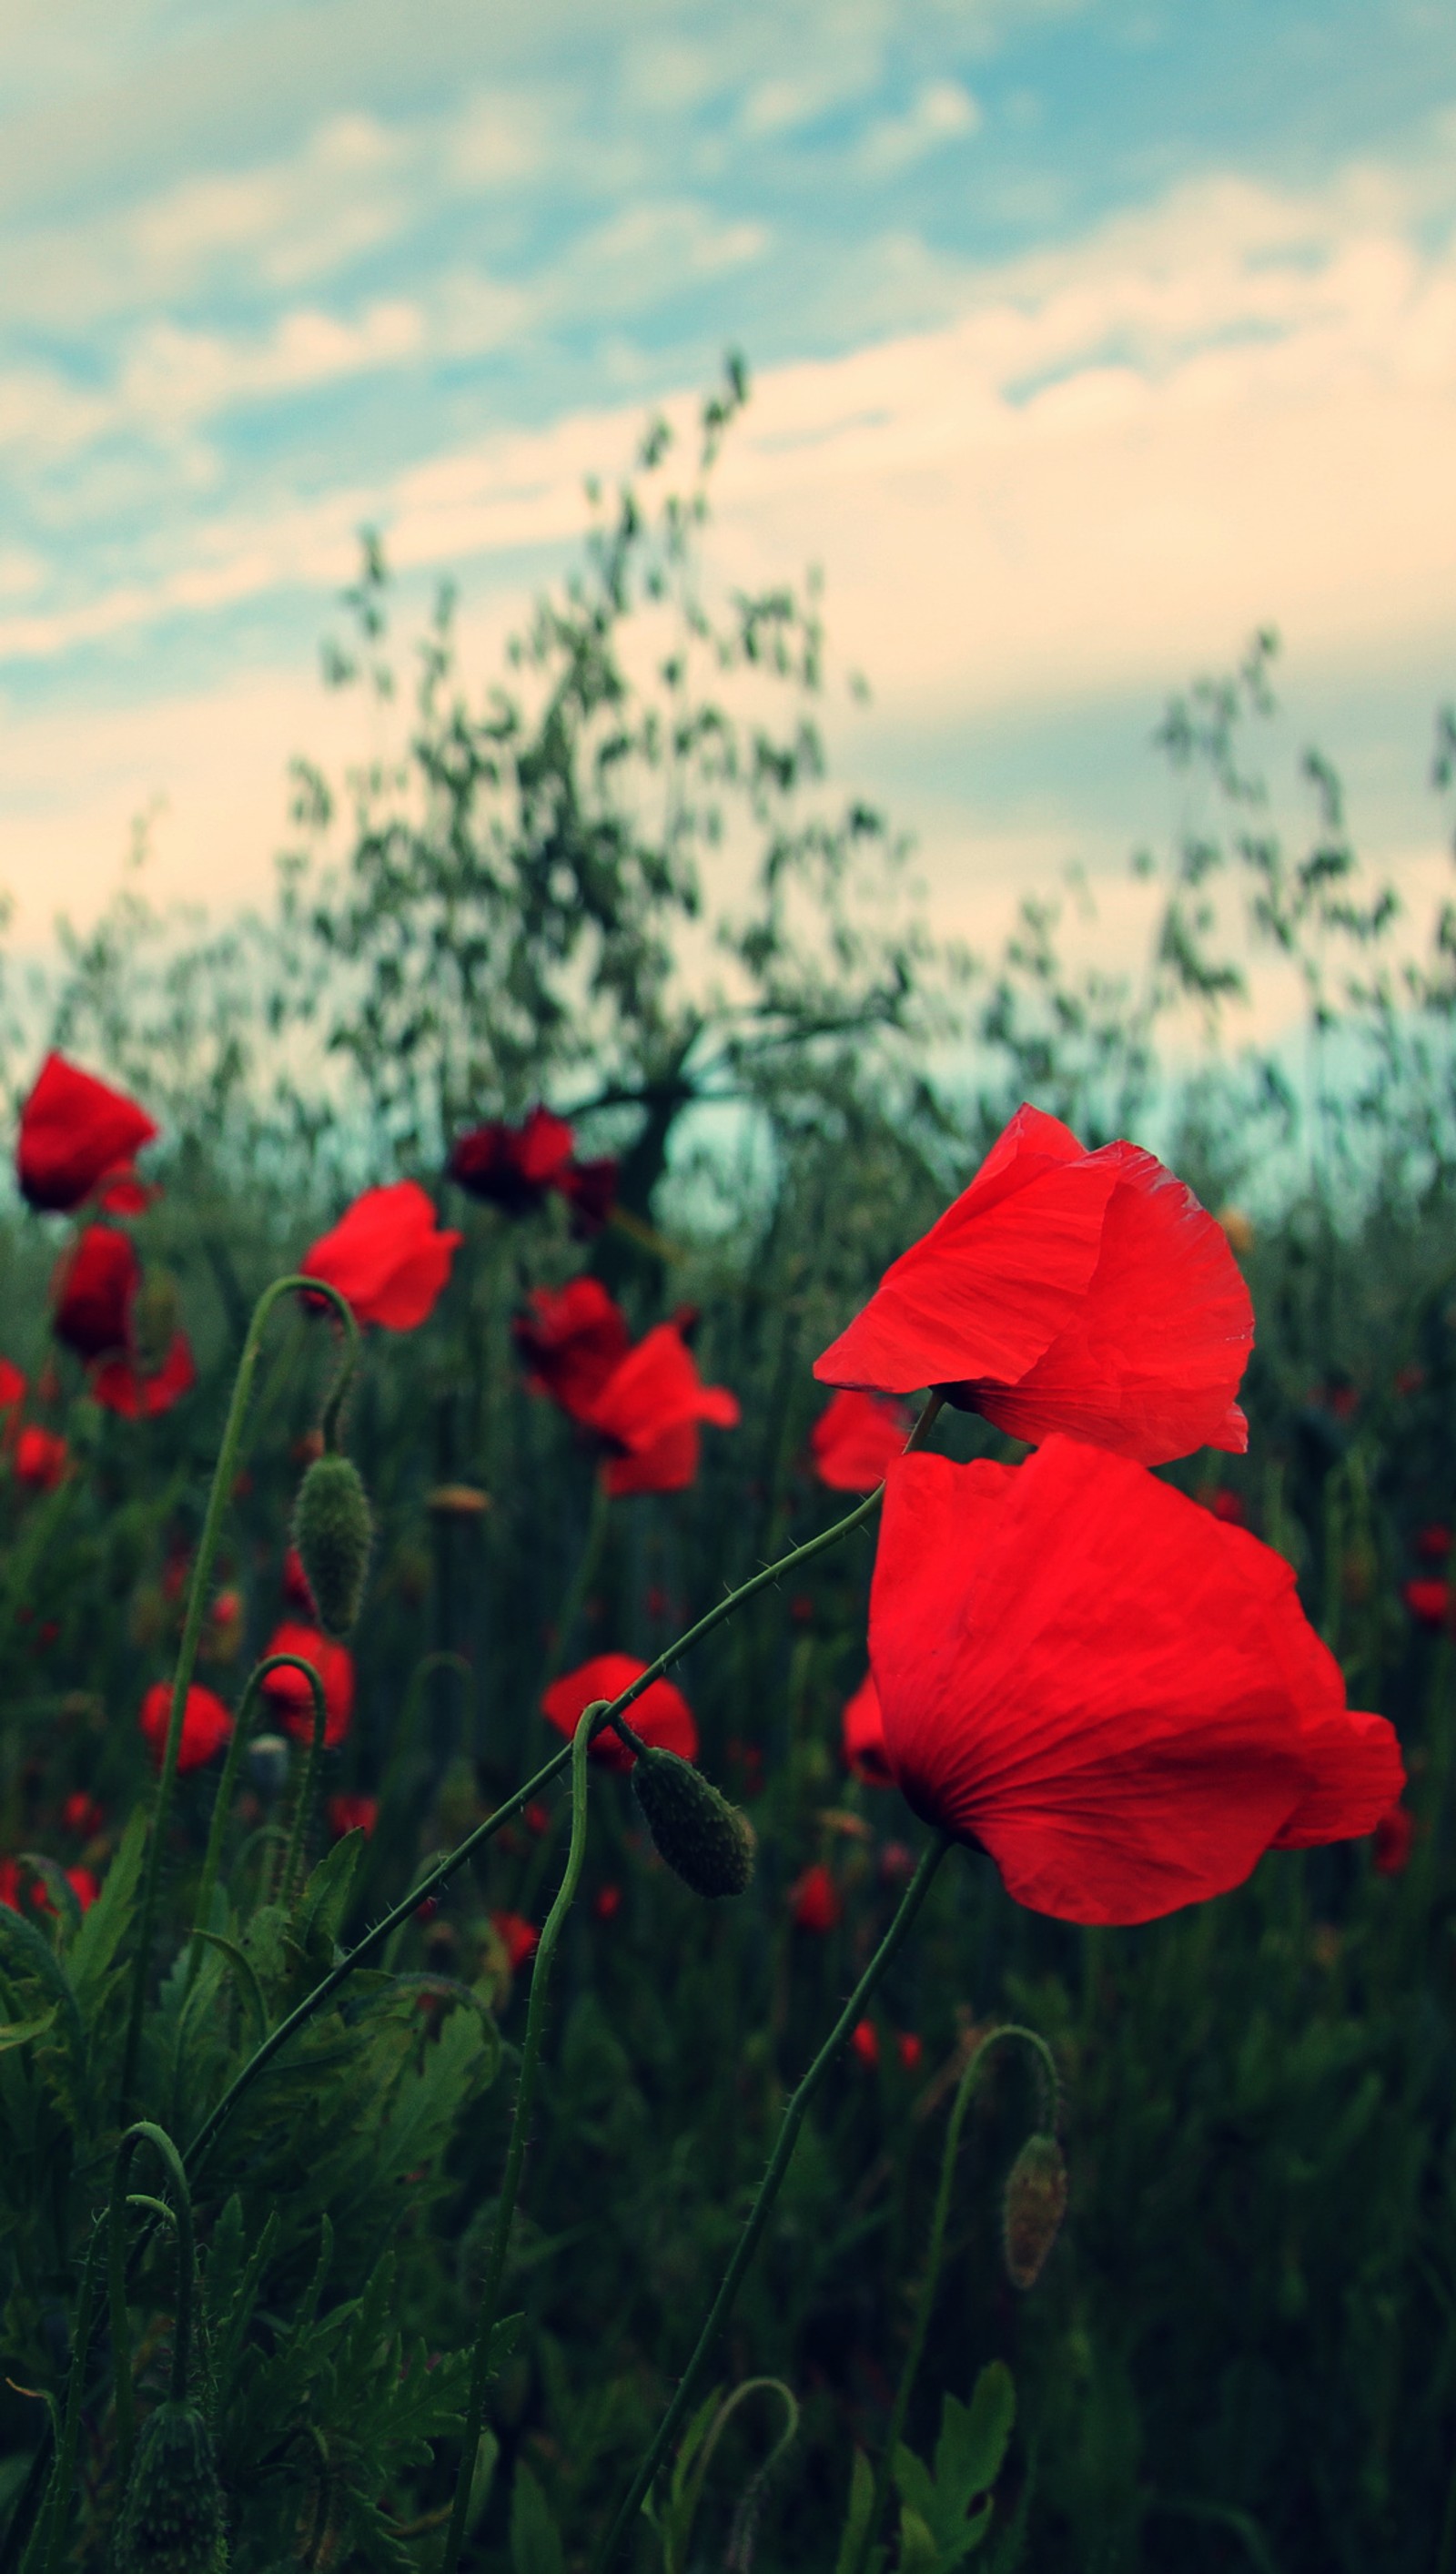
[91,1332,197,1420]
[16,1052,157,1213]
[302,1181,461,1330]
[514,1279,632,1420]
[896,2032,924,2072]
[1371,1801,1414,1875]
[1203,1489,1248,1525]
[1404,1578,1451,1632]
[138,1680,233,1773]
[450,1107,576,1211]
[61,1792,104,1839]
[259,1622,356,1748]
[0,1360,25,1416]
[1416,1524,1451,1563]
[491,1910,540,1970]
[15,1427,68,1491]
[843,1670,895,1788]
[52,1225,138,1359]
[851,2018,880,2068]
[327,1793,379,1839]
[815,1103,1253,1467]
[283,1545,318,1614]
[811,1390,914,1493]
[587,1322,740,1495]
[791,1861,842,1933]
[0,1858,98,1916]
[869,1439,1402,1927]
[555,1157,620,1235]
[541,1652,697,1773]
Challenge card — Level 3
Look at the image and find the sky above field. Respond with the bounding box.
[3,0,1455,1005]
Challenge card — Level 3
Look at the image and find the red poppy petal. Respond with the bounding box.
[603,1420,700,1495]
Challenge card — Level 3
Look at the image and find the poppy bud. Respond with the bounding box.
[112,2398,228,2573]
[291,1453,372,1637]
[631,1747,754,1899]
[1002,2133,1067,2290]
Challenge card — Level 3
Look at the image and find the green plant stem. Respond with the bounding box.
[119,1275,359,2119]
[852,2024,1059,2574]
[15,2219,106,2574]
[185,1452,918,2184]
[280,1657,329,1904]
[592,1833,951,2574]
[187,1651,328,1984]
[440,1706,595,2574]
[108,2121,197,2483]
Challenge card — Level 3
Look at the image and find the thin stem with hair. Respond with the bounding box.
[187,1651,329,1983]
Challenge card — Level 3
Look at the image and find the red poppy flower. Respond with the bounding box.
[541,1651,697,1773]
[0,1360,25,1415]
[91,1330,197,1420]
[1416,1524,1451,1563]
[1371,1801,1414,1875]
[62,1792,104,1839]
[587,1322,740,1496]
[1203,1489,1247,1525]
[556,1156,619,1235]
[896,2032,924,2072]
[851,2017,880,2068]
[593,1882,622,1920]
[790,1860,842,1933]
[138,1680,233,1773]
[0,1858,98,1916]
[811,1390,915,1493]
[52,1225,139,1360]
[259,1621,356,1748]
[327,1792,379,1839]
[868,1438,1403,1928]
[843,1671,895,1788]
[14,1426,68,1491]
[16,1052,158,1213]
[283,1545,318,1614]
[449,1107,576,1211]
[514,1278,632,1420]
[491,1910,540,1970]
[815,1103,1253,1467]
[1404,1578,1451,1632]
[302,1181,461,1330]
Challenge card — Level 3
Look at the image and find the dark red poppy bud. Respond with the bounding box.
[111,2397,228,2573]
[292,1452,372,1637]
[1002,2133,1067,2290]
[631,1747,754,1899]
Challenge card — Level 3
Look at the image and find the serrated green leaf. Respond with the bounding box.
[69,1809,147,2005]
[296,1828,367,1951]
[935,2364,1016,2513]
[0,2007,56,2053]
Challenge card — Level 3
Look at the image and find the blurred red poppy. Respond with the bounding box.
[1416,1524,1451,1563]
[0,1360,25,1415]
[449,1107,576,1211]
[491,1910,540,1970]
[0,1858,98,1915]
[869,1438,1403,1927]
[259,1621,357,1748]
[14,1427,68,1491]
[283,1545,318,1614]
[810,1389,914,1493]
[541,1651,697,1772]
[1404,1577,1451,1632]
[1204,1489,1248,1525]
[593,1882,622,1920]
[556,1156,620,1235]
[815,1102,1253,1467]
[138,1680,233,1773]
[790,1861,842,1932]
[587,1322,740,1496]
[896,2032,924,2072]
[91,1330,197,1420]
[851,2017,880,2067]
[1371,1801,1414,1875]
[61,1792,104,1839]
[302,1181,461,1330]
[843,1670,894,1788]
[514,1278,632,1420]
[16,1052,158,1213]
[53,1225,138,1360]
[327,1792,379,1839]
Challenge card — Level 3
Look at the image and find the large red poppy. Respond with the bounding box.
[302,1181,461,1330]
[16,1053,158,1213]
[586,1323,740,1496]
[259,1621,357,1748]
[842,1670,894,1787]
[138,1680,233,1774]
[816,1104,1253,1467]
[541,1652,697,1773]
[868,1437,1402,1927]
[91,1331,197,1420]
[811,1390,914,1493]
[514,1278,632,1421]
[52,1225,139,1360]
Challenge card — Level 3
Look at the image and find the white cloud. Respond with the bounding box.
[857,79,982,174]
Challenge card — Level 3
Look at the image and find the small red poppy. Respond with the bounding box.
[896,2032,924,2072]
[1204,1489,1248,1525]
[0,1360,25,1415]
[810,1389,915,1493]
[0,1858,98,1916]
[790,1860,842,1933]
[514,1278,632,1421]
[869,1439,1403,1927]
[259,1620,357,1748]
[815,1103,1253,1467]
[138,1680,233,1773]
[1404,1578,1451,1632]
[1416,1524,1451,1564]
[587,1322,740,1496]
[449,1107,576,1211]
[843,1670,895,1788]
[283,1545,318,1614]
[1371,1801,1414,1875]
[16,1052,158,1213]
[851,2017,880,2068]
[91,1330,197,1420]
[52,1225,139,1360]
[491,1910,540,1971]
[593,1882,622,1921]
[61,1791,105,1839]
[14,1426,68,1491]
[327,1792,379,1839]
[302,1181,461,1331]
[541,1652,697,1773]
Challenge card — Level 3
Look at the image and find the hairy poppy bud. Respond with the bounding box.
[1002,2133,1067,2290]
[112,2399,228,2572]
[631,1747,754,1899]
[292,1453,372,1637]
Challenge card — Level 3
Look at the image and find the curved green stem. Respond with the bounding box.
[187,1651,329,1983]
[440,1706,595,2574]
[592,1833,951,2574]
[852,2024,1059,2574]
[108,2121,197,2480]
[185,1399,943,2188]
[119,1274,359,2119]
[280,1657,329,1905]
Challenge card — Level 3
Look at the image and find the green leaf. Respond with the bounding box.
[69,1809,147,2005]
[511,2459,565,2574]
[898,2506,942,2574]
[0,2007,56,2053]
[296,1828,368,1951]
[834,2447,883,2574]
[936,2364,1016,2514]
[16,1854,81,1940]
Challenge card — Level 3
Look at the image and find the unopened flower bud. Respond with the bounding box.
[1002,2133,1067,2290]
[112,2398,228,2573]
[292,1453,372,1637]
[631,1747,754,1899]
[247,1731,290,1798]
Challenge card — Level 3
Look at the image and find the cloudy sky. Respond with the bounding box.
[3,0,1455,991]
